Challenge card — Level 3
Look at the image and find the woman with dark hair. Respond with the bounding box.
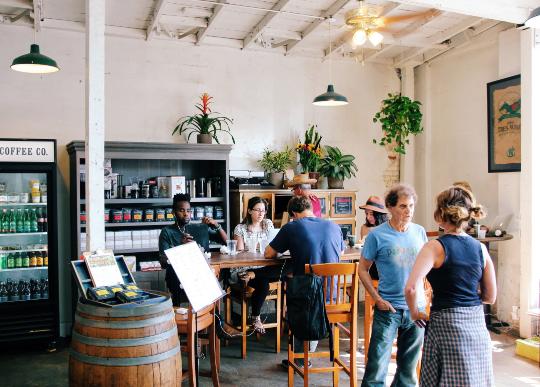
[231,196,274,333]
[405,186,496,386]
[359,196,389,279]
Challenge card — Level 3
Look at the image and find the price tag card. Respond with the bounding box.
[165,242,225,312]
[85,250,124,287]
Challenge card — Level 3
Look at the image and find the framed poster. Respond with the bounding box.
[487,74,521,172]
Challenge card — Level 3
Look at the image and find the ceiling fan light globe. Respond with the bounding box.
[368,30,384,46]
[352,29,367,47]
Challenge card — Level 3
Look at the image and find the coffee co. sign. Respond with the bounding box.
[0,140,55,163]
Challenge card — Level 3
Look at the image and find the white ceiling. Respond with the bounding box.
[1,0,539,67]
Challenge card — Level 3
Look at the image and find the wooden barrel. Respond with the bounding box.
[69,296,181,387]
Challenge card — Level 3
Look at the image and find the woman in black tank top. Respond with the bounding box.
[404,186,497,386]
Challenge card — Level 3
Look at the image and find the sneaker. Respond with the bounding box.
[251,316,266,334]
[280,359,312,370]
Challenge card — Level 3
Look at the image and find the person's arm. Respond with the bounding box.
[405,240,443,322]
[358,257,396,313]
[265,226,288,259]
[234,234,244,251]
[158,228,173,269]
[360,225,370,240]
[480,244,497,304]
[264,244,278,259]
[202,216,227,244]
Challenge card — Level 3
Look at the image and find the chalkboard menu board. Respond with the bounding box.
[334,196,353,215]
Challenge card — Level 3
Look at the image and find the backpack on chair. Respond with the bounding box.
[286,265,334,360]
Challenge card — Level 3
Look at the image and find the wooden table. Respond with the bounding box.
[209,247,362,271]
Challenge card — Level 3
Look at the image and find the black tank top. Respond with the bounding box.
[427,234,483,311]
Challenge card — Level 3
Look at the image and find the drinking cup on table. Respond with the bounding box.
[474,223,481,236]
[347,235,357,248]
[226,240,237,256]
[246,236,258,253]
[478,229,487,239]
[259,238,268,254]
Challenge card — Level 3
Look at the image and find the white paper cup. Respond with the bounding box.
[226,240,237,255]
[478,229,487,239]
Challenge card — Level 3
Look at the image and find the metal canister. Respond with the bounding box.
[214,206,224,220]
[130,188,139,199]
[188,179,196,198]
[206,180,212,198]
[155,208,166,222]
[196,178,205,198]
[141,184,150,199]
[80,210,86,224]
[122,208,132,222]
[144,208,155,222]
[121,185,131,199]
[132,209,143,222]
[204,205,213,218]
[104,209,110,223]
[111,209,123,223]
[150,185,159,198]
[165,208,174,221]
[193,206,204,220]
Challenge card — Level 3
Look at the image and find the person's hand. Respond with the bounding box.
[375,297,396,313]
[181,233,194,244]
[202,216,218,228]
[411,310,429,328]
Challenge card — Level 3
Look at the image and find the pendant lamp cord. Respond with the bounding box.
[328,18,332,84]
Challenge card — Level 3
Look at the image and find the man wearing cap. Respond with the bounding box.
[359,184,427,387]
[286,174,321,218]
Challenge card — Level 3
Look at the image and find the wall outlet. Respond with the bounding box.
[511,305,520,320]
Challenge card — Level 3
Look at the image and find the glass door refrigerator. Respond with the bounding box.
[0,139,58,348]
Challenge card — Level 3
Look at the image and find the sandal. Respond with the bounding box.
[238,271,256,285]
[251,316,266,334]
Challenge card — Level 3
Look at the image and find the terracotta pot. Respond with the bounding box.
[267,172,284,188]
[328,177,344,189]
[308,172,320,189]
[197,133,212,144]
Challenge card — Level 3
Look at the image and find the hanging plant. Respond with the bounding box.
[372,93,423,155]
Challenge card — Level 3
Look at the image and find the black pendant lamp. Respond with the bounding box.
[313,19,349,107]
[525,7,540,28]
[11,44,59,74]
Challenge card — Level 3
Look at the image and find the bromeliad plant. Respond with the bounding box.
[172,93,235,143]
[372,93,423,154]
[296,124,323,173]
[319,145,358,181]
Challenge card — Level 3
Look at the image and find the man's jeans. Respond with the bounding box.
[361,308,424,387]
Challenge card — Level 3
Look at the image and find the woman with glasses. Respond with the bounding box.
[232,196,274,333]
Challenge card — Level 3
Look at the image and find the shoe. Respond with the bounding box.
[280,359,312,370]
[251,316,266,334]
[215,317,242,339]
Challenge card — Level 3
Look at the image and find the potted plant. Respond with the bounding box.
[172,93,235,144]
[296,124,323,187]
[319,145,358,189]
[258,147,293,188]
[372,93,423,155]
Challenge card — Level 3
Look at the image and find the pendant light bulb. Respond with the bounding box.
[367,30,384,46]
[352,29,367,47]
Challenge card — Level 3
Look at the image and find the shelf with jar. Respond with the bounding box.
[80,219,225,228]
[80,197,225,205]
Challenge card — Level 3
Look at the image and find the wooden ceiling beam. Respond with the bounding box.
[31,0,41,32]
[243,0,291,49]
[286,0,352,54]
[196,0,227,45]
[146,0,167,40]
[390,0,530,24]
[0,0,33,10]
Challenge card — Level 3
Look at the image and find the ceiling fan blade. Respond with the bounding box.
[382,9,440,25]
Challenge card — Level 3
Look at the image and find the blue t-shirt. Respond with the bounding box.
[362,222,427,309]
[270,217,345,275]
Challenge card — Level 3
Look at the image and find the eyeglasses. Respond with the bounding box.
[250,209,266,214]
[176,209,193,214]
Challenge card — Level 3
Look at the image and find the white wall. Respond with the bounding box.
[0,25,398,333]
[415,27,523,332]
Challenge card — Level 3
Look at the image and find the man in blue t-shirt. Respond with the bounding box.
[265,195,345,368]
[359,184,427,387]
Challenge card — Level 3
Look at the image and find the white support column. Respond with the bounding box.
[519,28,540,337]
[400,66,415,186]
[85,0,105,252]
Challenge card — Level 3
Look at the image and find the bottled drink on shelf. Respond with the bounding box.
[36,251,43,267]
[21,252,29,268]
[1,209,7,233]
[7,253,14,269]
[23,209,31,233]
[14,252,22,268]
[43,251,48,267]
[9,209,16,233]
[29,251,37,267]
[15,208,23,233]
[30,208,38,232]
[37,208,44,232]
[43,208,48,232]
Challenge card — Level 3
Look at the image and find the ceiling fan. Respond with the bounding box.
[344,0,438,47]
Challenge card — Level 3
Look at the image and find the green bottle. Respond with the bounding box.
[15,209,23,233]
[23,209,31,233]
[14,252,21,268]
[7,253,14,269]
[21,252,29,268]
[30,209,38,232]
[1,209,7,233]
[9,209,16,233]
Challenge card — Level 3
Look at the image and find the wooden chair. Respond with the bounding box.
[176,303,220,387]
[287,262,359,387]
[363,279,432,375]
[225,280,282,359]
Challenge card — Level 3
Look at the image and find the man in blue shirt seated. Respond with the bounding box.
[159,193,227,306]
[264,195,345,368]
[359,184,427,387]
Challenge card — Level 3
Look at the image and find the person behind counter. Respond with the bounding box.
[159,193,227,306]
[405,186,496,386]
[359,195,389,280]
[287,174,322,218]
[231,196,274,333]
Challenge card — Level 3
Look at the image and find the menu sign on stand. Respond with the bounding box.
[165,241,224,312]
[85,250,124,287]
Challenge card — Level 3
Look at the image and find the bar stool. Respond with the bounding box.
[225,280,282,359]
[175,303,220,387]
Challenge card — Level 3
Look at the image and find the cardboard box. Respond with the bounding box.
[167,176,186,197]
